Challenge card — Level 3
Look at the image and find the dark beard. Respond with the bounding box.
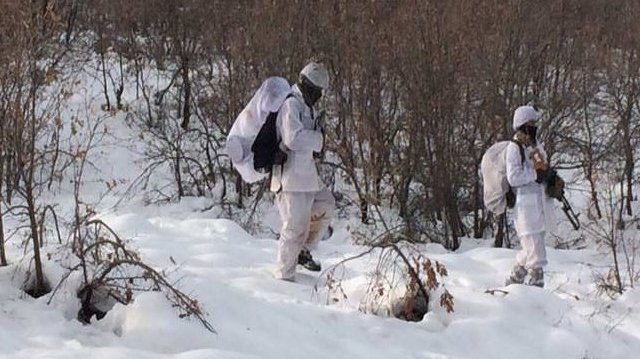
[520,125,538,146]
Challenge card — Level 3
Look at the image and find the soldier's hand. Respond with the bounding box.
[531,149,548,171]
[534,159,548,171]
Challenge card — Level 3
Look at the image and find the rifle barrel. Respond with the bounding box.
[560,195,580,230]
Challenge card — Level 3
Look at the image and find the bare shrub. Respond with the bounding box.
[318,225,454,322]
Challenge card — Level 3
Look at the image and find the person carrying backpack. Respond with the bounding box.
[504,105,556,288]
[271,62,334,281]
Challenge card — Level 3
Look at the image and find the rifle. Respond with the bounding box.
[544,170,580,230]
[559,194,580,230]
[313,110,326,160]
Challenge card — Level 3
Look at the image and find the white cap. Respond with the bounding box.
[300,62,329,89]
[512,105,541,130]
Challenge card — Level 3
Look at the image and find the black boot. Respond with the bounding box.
[527,268,544,288]
[298,249,321,272]
[505,265,527,286]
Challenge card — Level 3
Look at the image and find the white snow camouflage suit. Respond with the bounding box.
[270,84,334,280]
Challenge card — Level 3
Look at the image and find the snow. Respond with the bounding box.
[0,59,639,359]
[2,196,639,358]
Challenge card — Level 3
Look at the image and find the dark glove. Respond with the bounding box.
[535,168,552,184]
[545,171,565,200]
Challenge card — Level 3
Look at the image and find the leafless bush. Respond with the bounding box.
[38,111,216,332]
[66,219,215,332]
[318,225,454,322]
[585,184,640,296]
[0,0,76,296]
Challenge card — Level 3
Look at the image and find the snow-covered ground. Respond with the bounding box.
[0,62,639,359]
[1,198,639,358]
[3,143,640,359]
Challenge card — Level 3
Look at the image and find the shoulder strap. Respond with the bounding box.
[510,140,526,164]
[275,93,295,140]
[282,93,295,104]
[271,93,294,194]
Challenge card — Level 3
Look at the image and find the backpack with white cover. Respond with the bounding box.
[480,141,524,214]
[225,77,291,183]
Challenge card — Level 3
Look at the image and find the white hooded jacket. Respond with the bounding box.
[505,142,556,235]
[270,84,324,192]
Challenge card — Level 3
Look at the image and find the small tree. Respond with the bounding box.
[586,174,640,296]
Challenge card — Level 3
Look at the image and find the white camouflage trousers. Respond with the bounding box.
[516,232,548,269]
[274,190,334,280]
